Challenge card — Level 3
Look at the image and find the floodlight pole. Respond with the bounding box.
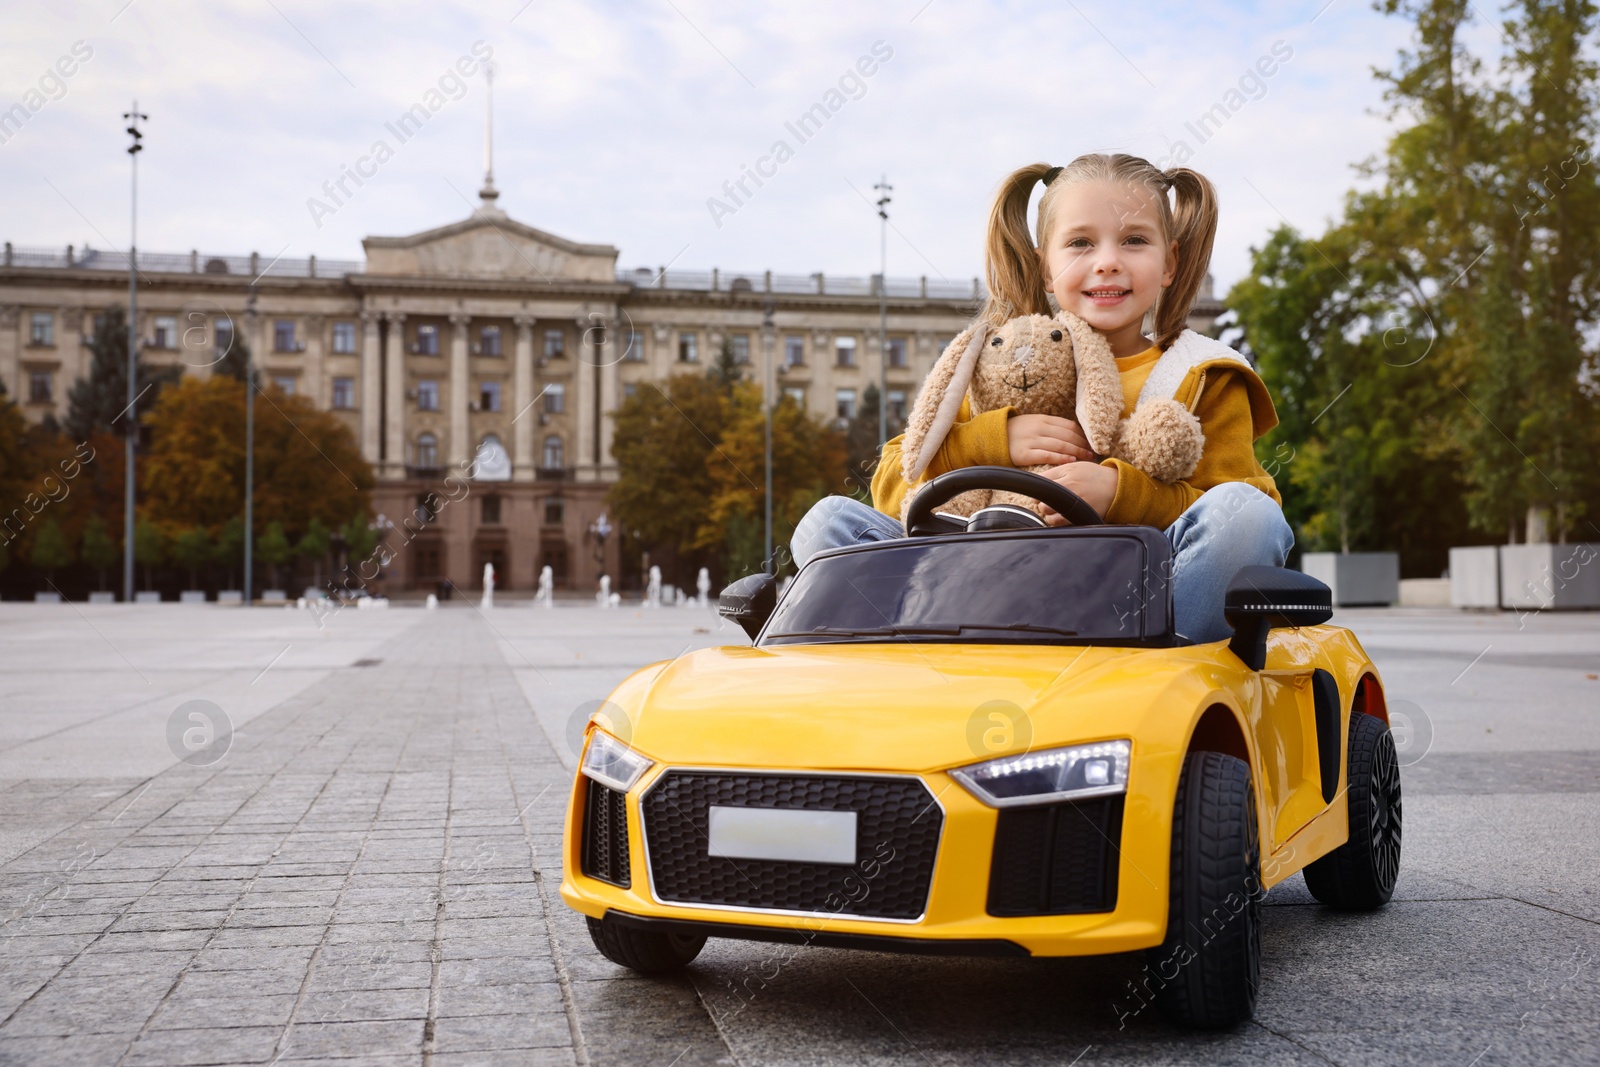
[122,102,146,603]
[762,300,775,574]
[874,175,892,450]
[244,286,257,605]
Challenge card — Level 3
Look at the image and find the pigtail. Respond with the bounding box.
[980,163,1055,329]
[1154,167,1218,350]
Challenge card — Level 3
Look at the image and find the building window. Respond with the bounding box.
[887,337,907,368]
[417,380,439,411]
[332,377,355,409]
[783,385,806,408]
[545,383,565,414]
[416,433,439,469]
[332,321,357,353]
[835,336,857,367]
[153,316,178,349]
[678,332,698,362]
[784,335,804,367]
[543,329,565,360]
[482,494,502,525]
[273,376,296,395]
[624,330,645,362]
[273,320,297,352]
[836,388,856,420]
[544,498,564,525]
[29,312,54,346]
[479,325,502,357]
[542,435,565,469]
[731,334,750,364]
[415,492,439,525]
[28,371,52,404]
[887,389,907,421]
[623,382,637,399]
[479,381,501,412]
[415,323,439,355]
[214,318,234,354]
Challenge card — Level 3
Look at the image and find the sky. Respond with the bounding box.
[0,1,1464,295]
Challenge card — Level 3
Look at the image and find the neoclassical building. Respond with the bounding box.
[0,184,1222,594]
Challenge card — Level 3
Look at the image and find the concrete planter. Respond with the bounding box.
[1399,578,1451,607]
[1299,552,1400,607]
[261,590,287,603]
[217,590,243,604]
[179,590,207,604]
[134,591,161,604]
[88,591,116,604]
[1449,546,1499,609]
[1499,543,1600,610]
[33,591,62,604]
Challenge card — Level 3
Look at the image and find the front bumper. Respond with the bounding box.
[560,760,1173,958]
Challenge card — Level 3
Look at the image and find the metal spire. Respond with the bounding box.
[479,60,499,208]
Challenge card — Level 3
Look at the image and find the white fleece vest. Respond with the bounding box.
[1136,329,1252,410]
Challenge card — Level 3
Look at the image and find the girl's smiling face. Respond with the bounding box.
[1038,180,1177,357]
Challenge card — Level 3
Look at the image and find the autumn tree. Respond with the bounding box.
[81,516,118,591]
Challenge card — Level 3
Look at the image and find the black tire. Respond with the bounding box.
[586,915,706,973]
[1303,711,1402,910]
[1147,751,1262,1029]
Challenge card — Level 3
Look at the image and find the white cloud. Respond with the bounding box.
[0,0,1419,295]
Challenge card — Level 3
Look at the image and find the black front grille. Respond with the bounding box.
[641,772,942,920]
[987,797,1123,916]
[581,780,631,887]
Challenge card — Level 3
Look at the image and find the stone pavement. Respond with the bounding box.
[0,601,1596,1066]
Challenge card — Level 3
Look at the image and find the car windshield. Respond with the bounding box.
[762,530,1173,647]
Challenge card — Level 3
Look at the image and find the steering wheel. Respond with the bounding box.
[904,465,1104,535]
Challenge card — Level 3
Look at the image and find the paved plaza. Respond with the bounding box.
[0,600,1596,1066]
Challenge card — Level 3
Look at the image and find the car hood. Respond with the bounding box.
[615,641,1228,773]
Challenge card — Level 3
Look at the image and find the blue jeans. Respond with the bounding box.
[789,483,1294,644]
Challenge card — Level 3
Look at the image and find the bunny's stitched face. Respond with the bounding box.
[968,314,1079,416]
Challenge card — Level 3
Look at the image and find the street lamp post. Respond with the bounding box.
[243,286,257,606]
[874,175,892,451]
[122,102,146,603]
[762,300,776,574]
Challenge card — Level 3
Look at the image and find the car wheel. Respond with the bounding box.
[586,915,707,973]
[1148,750,1262,1029]
[1303,711,1402,910]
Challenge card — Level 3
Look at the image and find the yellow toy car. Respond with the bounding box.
[560,468,1402,1028]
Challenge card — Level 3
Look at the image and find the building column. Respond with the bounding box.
[359,311,381,465]
[0,306,19,403]
[596,316,618,473]
[573,317,595,480]
[448,312,471,467]
[383,312,406,478]
[303,314,325,408]
[512,315,535,482]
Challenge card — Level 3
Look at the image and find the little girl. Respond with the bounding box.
[790,154,1292,644]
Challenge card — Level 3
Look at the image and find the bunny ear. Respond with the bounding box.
[902,323,989,483]
[1056,311,1124,456]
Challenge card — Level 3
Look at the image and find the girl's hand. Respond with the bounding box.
[1037,461,1119,525]
[1007,414,1097,467]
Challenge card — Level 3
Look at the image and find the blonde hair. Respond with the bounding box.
[981,154,1218,350]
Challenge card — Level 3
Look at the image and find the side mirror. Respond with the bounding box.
[1224,565,1333,671]
[718,572,777,641]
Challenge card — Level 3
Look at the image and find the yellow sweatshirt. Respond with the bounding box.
[871,342,1281,529]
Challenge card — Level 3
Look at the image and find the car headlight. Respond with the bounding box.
[581,729,654,793]
[951,739,1131,807]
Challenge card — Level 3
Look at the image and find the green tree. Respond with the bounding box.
[62,306,178,441]
[81,515,118,591]
[296,517,331,591]
[257,521,292,591]
[213,516,244,590]
[607,374,732,584]
[844,383,904,502]
[29,517,73,583]
[172,526,212,591]
[133,517,166,591]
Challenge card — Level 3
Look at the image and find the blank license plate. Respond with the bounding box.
[707,806,857,865]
